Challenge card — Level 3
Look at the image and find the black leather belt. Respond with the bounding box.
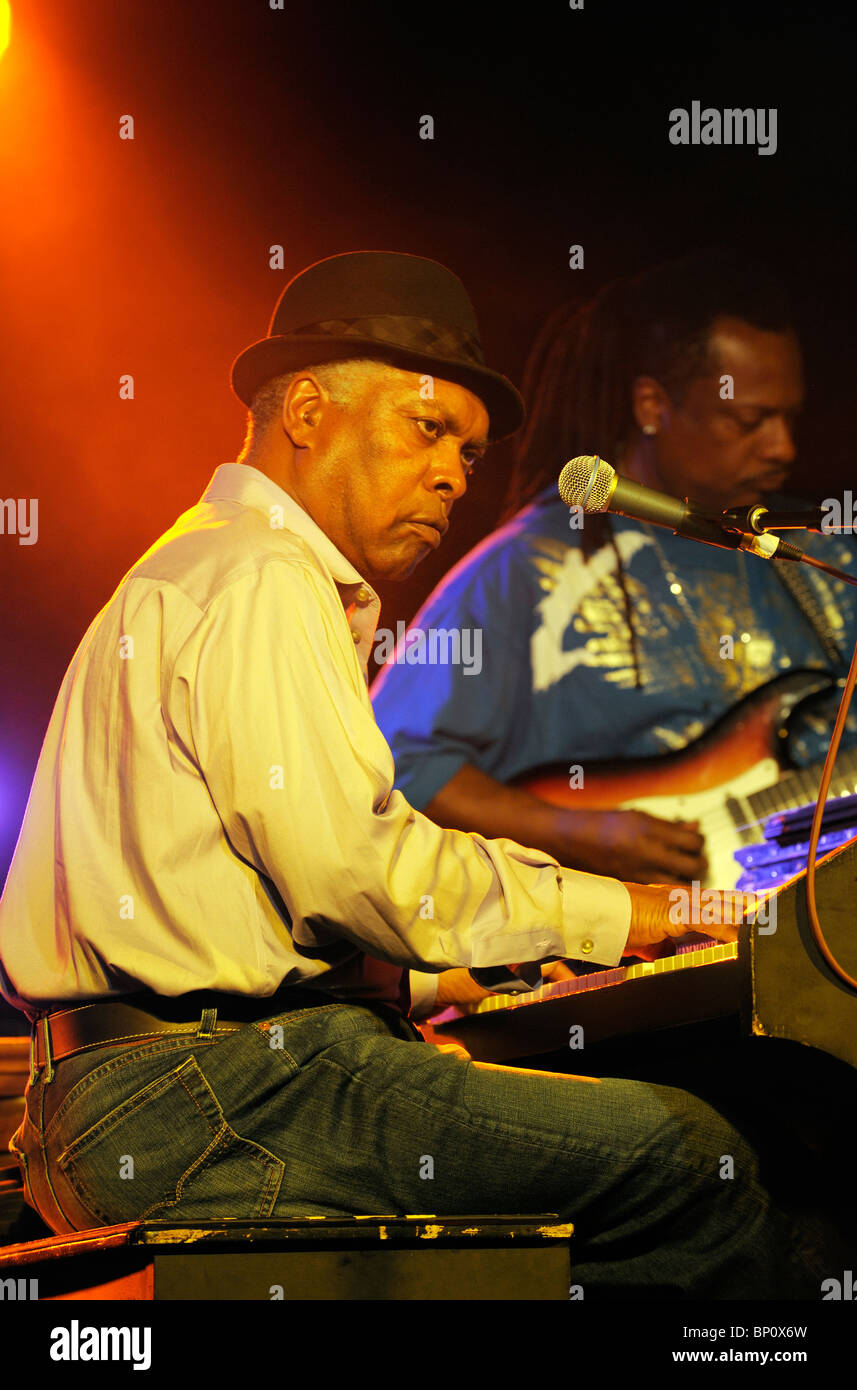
[29,987,334,1080]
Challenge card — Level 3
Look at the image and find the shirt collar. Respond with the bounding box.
[200,463,382,668]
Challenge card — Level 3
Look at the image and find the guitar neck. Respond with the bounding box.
[747,744,857,823]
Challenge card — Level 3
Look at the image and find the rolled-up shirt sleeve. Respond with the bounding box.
[170,556,630,981]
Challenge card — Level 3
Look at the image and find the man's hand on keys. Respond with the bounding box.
[624,882,750,961]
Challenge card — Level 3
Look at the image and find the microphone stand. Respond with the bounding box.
[722,504,848,533]
[718,500,857,987]
[717,505,857,589]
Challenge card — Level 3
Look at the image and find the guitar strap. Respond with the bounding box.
[606,521,644,690]
[769,561,846,670]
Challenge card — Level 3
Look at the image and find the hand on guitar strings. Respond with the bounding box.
[553,808,707,885]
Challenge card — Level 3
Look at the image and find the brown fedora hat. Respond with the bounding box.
[230,250,524,440]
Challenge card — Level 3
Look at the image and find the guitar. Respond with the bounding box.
[518,670,857,889]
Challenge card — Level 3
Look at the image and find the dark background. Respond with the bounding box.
[0,0,854,889]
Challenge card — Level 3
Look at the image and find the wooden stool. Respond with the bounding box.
[0,1214,573,1300]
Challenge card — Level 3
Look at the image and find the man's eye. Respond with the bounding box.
[733,410,766,431]
[417,418,443,438]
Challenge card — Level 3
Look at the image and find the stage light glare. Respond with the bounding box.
[0,1,10,60]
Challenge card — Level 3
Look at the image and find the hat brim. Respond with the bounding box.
[230,334,525,441]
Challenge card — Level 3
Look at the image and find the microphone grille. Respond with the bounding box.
[558,455,615,512]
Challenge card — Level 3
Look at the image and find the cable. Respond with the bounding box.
[804,629,857,991]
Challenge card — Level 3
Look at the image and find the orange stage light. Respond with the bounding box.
[0,2,10,60]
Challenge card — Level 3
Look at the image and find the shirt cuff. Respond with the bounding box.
[407,969,439,1020]
[559,869,631,966]
[468,961,543,994]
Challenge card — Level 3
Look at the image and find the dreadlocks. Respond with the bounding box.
[502,249,798,690]
[504,248,795,556]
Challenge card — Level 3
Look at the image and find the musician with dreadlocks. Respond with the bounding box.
[372,249,857,909]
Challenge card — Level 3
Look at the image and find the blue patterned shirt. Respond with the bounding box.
[372,488,857,809]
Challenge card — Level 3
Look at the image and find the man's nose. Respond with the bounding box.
[426,446,469,501]
[759,414,797,463]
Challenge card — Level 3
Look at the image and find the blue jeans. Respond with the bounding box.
[10,1000,831,1298]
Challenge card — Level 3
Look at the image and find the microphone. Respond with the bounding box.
[557,455,802,560]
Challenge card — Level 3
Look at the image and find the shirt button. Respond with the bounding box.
[580,939,594,955]
[351,630,361,644]
[356,587,372,605]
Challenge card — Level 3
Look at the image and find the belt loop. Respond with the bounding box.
[198,1007,217,1039]
[39,1016,55,1085]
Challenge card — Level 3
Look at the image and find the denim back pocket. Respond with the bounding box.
[57,1055,285,1226]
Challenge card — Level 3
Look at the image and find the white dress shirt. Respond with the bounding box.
[0,463,631,1023]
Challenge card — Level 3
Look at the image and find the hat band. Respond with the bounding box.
[293,315,485,367]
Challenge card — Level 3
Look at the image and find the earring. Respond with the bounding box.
[642,424,657,436]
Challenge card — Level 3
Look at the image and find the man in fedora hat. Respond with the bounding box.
[0,251,831,1297]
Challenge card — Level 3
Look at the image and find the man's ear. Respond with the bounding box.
[631,376,671,435]
[281,374,326,449]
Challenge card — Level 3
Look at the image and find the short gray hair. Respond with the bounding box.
[240,358,395,454]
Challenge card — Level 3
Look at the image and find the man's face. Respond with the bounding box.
[293,366,490,583]
[650,316,804,510]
